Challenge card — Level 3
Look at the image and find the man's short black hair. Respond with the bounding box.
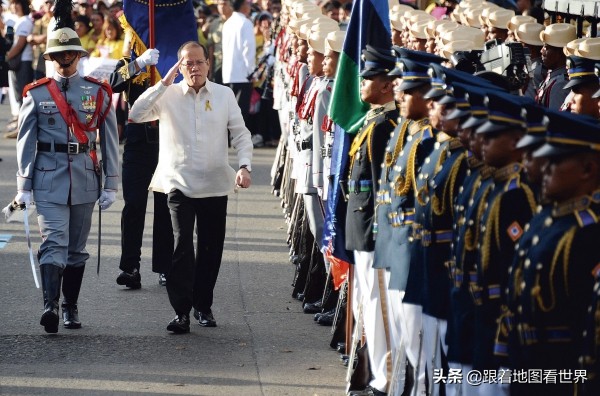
[232,0,246,11]
[178,41,209,59]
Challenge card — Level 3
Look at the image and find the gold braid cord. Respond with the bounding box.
[432,151,466,217]
[481,194,502,274]
[348,122,375,174]
[532,226,576,312]
[385,120,409,168]
[118,14,162,85]
[464,177,490,252]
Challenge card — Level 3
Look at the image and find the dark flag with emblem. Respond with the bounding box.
[120,0,198,83]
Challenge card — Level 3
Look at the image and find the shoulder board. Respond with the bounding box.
[505,174,520,191]
[422,125,433,140]
[23,77,51,96]
[84,76,113,96]
[575,209,599,228]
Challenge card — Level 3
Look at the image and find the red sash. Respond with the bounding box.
[321,115,334,133]
[298,78,319,120]
[45,78,111,172]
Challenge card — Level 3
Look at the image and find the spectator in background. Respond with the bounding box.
[4,0,34,139]
[222,0,256,139]
[197,4,211,47]
[74,15,96,53]
[77,0,92,18]
[207,0,233,84]
[89,10,104,43]
[108,1,123,19]
[340,2,351,24]
[90,16,124,59]
[270,0,281,18]
[28,0,54,81]
[322,1,341,22]
[94,0,109,15]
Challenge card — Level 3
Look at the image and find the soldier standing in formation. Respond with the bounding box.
[271,2,600,395]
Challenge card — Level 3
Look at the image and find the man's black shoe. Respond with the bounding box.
[158,273,167,286]
[336,342,346,353]
[348,385,387,396]
[198,311,217,327]
[295,292,305,301]
[317,309,335,326]
[303,299,322,314]
[167,314,190,334]
[116,269,141,289]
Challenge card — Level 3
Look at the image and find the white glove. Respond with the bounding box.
[136,48,160,69]
[98,190,117,211]
[14,190,32,207]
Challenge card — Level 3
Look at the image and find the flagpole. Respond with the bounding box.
[148,0,155,85]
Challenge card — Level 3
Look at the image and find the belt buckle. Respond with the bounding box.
[67,142,80,154]
[422,230,432,247]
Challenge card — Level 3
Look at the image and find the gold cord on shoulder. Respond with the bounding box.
[533,226,576,312]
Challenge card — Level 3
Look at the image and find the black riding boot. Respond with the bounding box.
[40,264,63,333]
[61,265,85,329]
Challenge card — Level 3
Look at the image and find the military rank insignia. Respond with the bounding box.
[507,221,524,242]
[81,95,96,111]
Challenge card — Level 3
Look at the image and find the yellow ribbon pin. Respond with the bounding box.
[205,100,212,111]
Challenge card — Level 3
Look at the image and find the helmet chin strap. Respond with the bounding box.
[58,59,75,68]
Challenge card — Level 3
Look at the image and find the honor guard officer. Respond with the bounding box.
[564,43,600,119]
[508,110,600,396]
[406,66,472,396]
[472,91,536,394]
[13,0,119,333]
[346,45,398,396]
[499,101,549,382]
[446,83,497,396]
[110,48,174,289]
[374,47,444,396]
[536,23,576,110]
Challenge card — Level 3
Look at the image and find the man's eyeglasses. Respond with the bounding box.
[182,60,208,68]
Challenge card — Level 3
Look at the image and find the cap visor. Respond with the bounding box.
[461,116,487,129]
[533,143,583,158]
[387,67,403,77]
[516,134,545,150]
[423,88,446,100]
[398,80,428,92]
[437,94,457,105]
[563,77,597,90]
[446,108,470,120]
[476,121,513,134]
[360,69,387,78]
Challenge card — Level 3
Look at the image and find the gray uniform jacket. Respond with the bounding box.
[16,73,120,205]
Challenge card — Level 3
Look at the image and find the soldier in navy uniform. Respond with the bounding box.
[472,91,537,394]
[346,45,398,396]
[445,83,496,396]
[509,110,600,395]
[110,49,174,289]
[372,47,450,395]
[562,55,600,119]
[13,2,119,333]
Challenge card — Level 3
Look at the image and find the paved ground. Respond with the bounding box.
[0,102,346,395]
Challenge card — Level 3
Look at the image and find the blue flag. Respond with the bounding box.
[120,0,198,82]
